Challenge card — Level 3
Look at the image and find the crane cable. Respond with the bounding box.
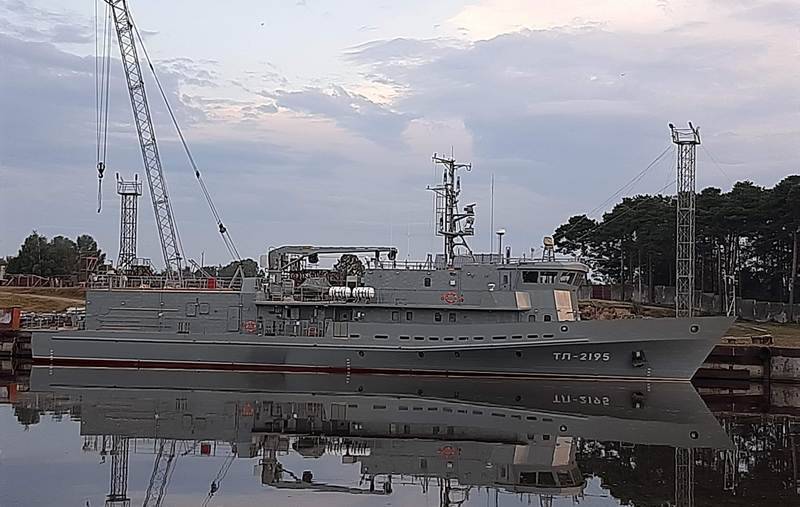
[201,452,236,507]
[560,143,673,237]
[130,21,242,263]
[571,146,676,244]
[95,0,113,213]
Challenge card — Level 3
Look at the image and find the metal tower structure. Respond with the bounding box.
[670,123,701,318]
[674,447,695,507]
[106,0,184,282]
[143,439,178,507]
[106,436,130,507]
[116,173,142,271]
[429,154,476,267]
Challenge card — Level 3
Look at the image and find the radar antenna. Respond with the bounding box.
[428,154,475,267]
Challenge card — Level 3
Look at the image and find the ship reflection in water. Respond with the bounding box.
[1,368,799,506]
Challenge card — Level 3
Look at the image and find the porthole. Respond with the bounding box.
[690,325,699,333]
[560,325,568,332]
[454,351,461,358]
[358,351,365,357]
[418,351,425,358]
[515,351,522,358]
[560,425,567,432]
[690,431,699,440]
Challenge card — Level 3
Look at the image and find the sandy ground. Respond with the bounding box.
[0,288,85,312]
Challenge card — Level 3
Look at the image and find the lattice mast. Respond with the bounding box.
[107,0,184,282]
[429,154,476,267]
[674,447,695,507]
[116,173,142,272]
[670,123,701,318]
[106,435,130,507]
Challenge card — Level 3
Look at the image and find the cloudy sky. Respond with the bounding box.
[1,0,797,266]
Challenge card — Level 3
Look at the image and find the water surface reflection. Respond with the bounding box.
[1,367,797,506]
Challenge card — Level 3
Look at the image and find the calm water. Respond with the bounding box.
[1,366,798,507]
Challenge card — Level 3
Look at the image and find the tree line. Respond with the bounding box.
[554,175,800,302]
[2,232,105,278]
[0,232,264,280]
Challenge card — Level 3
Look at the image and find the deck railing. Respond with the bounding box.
[88,274,241,291]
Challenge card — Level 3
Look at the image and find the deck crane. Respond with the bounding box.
[98,0,241,282]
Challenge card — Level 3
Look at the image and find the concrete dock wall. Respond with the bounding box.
[700,345,800,383]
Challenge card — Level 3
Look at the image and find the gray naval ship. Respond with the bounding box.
[12,367,731,504]
[32,155,732,380]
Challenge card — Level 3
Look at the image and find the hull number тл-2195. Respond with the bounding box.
[553,352,611,361]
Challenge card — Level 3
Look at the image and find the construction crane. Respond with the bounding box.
[143,439,178,507]
[99,0,184,282]
[97,0,242,280]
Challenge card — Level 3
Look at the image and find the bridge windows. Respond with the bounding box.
[522,271,539,283]
[522,270,583,285]
[391,311,399,321]
[448,312,456,323]
[540,272,558,284]
[434,312,442,322]
[424,277,431,287]
[406,311,413,321]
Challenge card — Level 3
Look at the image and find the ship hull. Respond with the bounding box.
[32,316,732,380]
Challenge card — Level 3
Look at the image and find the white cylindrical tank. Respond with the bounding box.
[352,287,376,299]
[328,286,352,299]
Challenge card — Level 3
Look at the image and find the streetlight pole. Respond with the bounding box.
[790,229,798,322]
[496,229,505,264]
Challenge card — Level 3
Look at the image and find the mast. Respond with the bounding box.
[428,154,475,267]
[670,122,700,318]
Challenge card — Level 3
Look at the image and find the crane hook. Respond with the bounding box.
[96,161,106,213]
